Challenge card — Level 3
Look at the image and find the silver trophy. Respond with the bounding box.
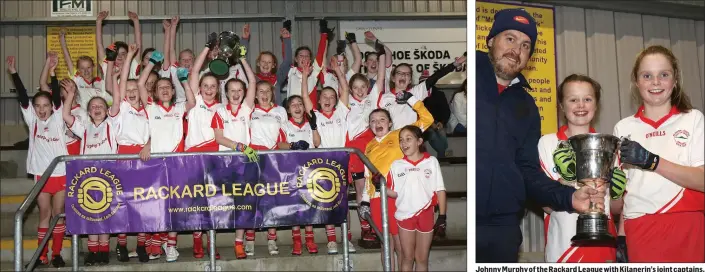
[208,31,242,78]
[563,133,621,244]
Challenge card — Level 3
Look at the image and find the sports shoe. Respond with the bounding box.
[292,241,303,255]
[235,244,247,259]
[268,240,279,255]
[25,254,49,270]
[327,241,338,254]
[97,251,109,265]
[347,241,357,253]
[83,252,97,266]
[116,244,130,262]
[128,250,138,258]
[51,254,65,268]
[245,241,255,256]
[149,253,161,260]
[305,241,319,254]
[166,246,179,262]
[136,245,149,262]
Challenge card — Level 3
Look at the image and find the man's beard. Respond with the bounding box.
[489,46,524,81]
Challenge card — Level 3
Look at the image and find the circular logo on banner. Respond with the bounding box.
[67,167,124,222]
[77,177,113,214]
[297,158,346,211]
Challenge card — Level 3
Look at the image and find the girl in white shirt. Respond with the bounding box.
[447,80,467,136]
[386,125,446,272]
[301,57,355,254]
[62,63,118,266]
[110,44,152,263]
[138,48,197,263]
[285,19,331,105]
[8,56,68,268]
[211,53,258,260]
[280,95,322,255]
[245,81,288,256]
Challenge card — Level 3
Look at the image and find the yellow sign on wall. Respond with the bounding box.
[46,26,98,80]
[476,1,558,135]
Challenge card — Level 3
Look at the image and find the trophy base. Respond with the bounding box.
[571,212,615,245]
[208,59,230,79]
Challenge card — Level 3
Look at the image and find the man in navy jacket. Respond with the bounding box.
[475,8,608,262]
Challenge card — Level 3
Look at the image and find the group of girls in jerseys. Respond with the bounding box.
[9,10,468,270]
[540,45,703,263]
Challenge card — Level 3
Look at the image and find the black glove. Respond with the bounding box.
[616,236,628,263]
[283,20,292,32]
[374,40,385,56]
[433,214,447,239]
[371,173,383,193]
[336,40,346,56]
[358,201,371,220]
[345,32,356,44]
[206,32,218,50]
[292,140,310,150]
[105,44,118,62]
[620,138,660,171]
[307,110,317,131]
[395,91,414,104]
[463,51,467,57]
[319,19,335,41]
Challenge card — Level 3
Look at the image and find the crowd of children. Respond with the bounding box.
[9,10,464,271]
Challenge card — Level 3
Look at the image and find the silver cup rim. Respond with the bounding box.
[566,133,620,142]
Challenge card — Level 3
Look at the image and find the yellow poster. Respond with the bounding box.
[476,1,558,135]
[46,26,98,80]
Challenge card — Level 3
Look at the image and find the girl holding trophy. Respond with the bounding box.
[538,74,623,263]
[612,45,704,262]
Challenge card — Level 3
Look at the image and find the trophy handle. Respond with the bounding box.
[557,140,572,151]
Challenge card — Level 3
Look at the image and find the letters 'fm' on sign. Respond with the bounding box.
[52,0,93,17]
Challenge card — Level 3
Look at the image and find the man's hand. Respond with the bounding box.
[553,142,577,182]
[571,180,607,213]
[610,168,627,199]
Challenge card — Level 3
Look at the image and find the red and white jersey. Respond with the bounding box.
[286,63,322,100]
[347,85,381,140]
[185,95,222,150]
[249,104,288,150]
[64,105,88,147]
[68,117,118,155]
[159,65,187,103]
[20,104,68,177]
[211,103,253,151]
[283,118,314,146]
[322,69,355,93]
[538,125,614,262]
[101,58,139,80]
[200,64,248,101]
[614,107,704,219]
[145,100,187,152]
[314,100,349,148]
[379,83,431,130]
[73,75,112,109]
[110,100,149,146]
[388,153,445,221]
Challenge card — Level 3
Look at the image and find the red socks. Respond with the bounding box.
[37,227,49,257]
[51,224,65,256]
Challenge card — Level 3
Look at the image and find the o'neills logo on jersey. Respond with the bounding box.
[673,130,689,147]
[67,167,124,222]
[296,158,346,211]
[645,130,666,138]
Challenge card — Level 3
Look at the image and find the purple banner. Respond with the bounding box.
[64,151,350,235]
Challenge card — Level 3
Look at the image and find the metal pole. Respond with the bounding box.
[342,222,350,272]
[72,235,79,271]
[378,178,392,272]
[25,214,65,272]
[208,230,216,271]
[14,158,61,271]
